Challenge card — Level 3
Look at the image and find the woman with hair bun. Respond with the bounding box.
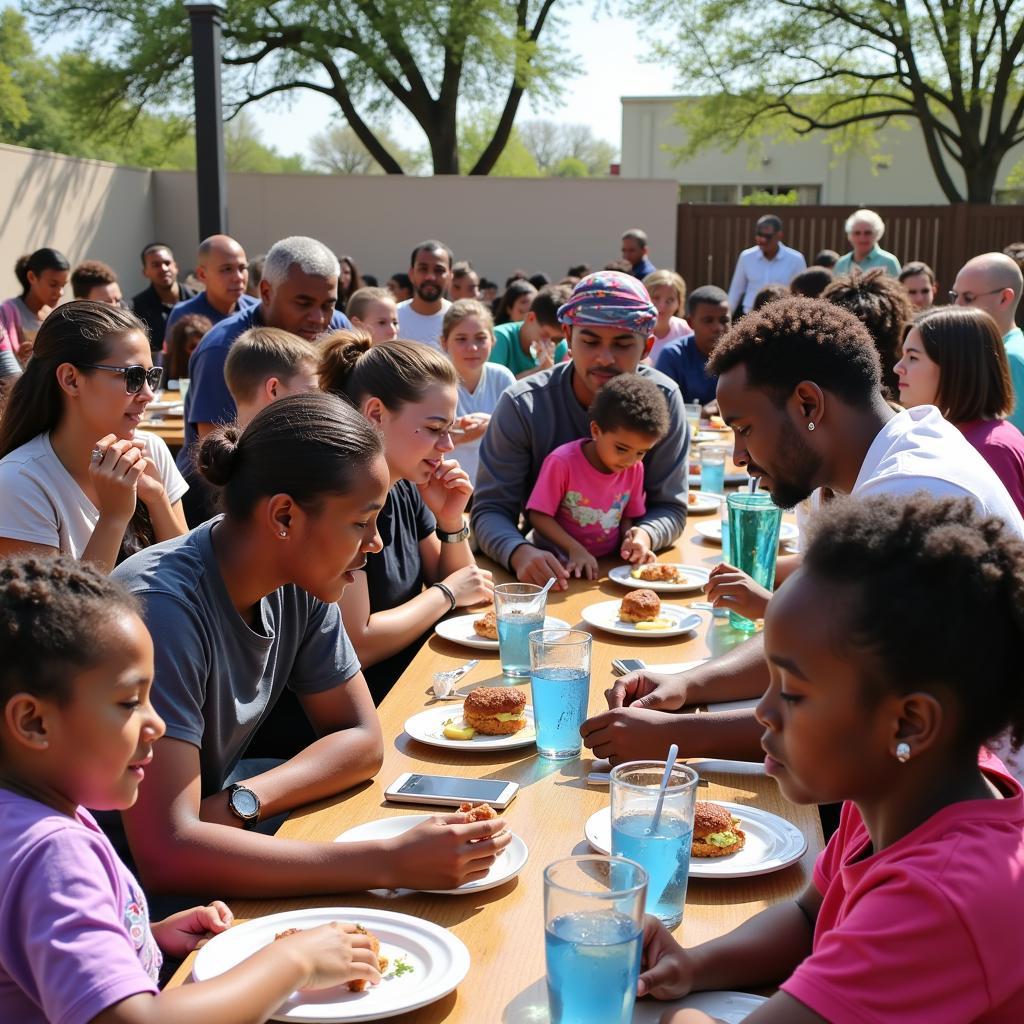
[110,391,509,900]
[319,334,493,703]
[1,248,70,363]
[0,300,187,573]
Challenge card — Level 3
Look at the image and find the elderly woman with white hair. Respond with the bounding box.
[834,208,902,277]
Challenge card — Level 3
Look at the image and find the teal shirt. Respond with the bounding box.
[489,321,568,376]
[1004,327,1024,434]
[834,245,902,277]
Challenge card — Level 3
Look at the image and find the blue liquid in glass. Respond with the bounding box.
[497,612,543,676]
[545,911,642,1024]
[700,460,725,495]
[530,667,589,758]
[612,812,693,926]
[727,496,782,632]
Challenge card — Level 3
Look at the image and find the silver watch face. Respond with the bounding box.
[231,787,259,818]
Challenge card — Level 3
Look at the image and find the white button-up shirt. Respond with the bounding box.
[727,243,807,312]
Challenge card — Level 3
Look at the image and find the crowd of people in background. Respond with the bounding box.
[3,208,1024,1023]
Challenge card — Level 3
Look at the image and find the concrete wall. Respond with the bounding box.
[150,172,680,284]
[620,97,1024,205]
[0,143,156,297]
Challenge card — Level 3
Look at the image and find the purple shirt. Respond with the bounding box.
[0,790,160,1024]
[958,419,1024,517]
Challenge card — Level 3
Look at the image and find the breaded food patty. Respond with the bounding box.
[274,923,389,990]
[473,609,498,640]
[634,563,681,583]
[463,686,527,735]
[691,801,746,858]
[619,588,661,622]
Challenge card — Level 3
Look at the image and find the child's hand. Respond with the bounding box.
[282,921,383,992]
[566,545,599,580]
[705,562,771,620]
[637,915,695,1000]
[621,526,655,564]
[152,900,234,957]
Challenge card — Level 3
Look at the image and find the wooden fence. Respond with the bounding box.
[675,204,1024,294]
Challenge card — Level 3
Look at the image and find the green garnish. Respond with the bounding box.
[387,956,414,978]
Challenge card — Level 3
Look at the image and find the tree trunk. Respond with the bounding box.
[964,154,1002,204]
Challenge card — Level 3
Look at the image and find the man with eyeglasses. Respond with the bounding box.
[726,215,806,317]
[952,252,1024,432]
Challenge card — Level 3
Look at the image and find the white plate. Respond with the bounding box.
[580,600,702,638]
[433,614,570,650]
[634,991,767,1023]
[585,801,807,879]
[690,470,751,488]
[695,520,799,545]
[335,815,528,895]
[692,430,729,444]
[403,703,537,751]
[608,563,709,594]
[686,492,722,514]
[192,906,470,1022]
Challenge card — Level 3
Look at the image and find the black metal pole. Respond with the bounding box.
[186,1,228,238]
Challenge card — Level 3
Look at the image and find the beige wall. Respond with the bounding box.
[0,143,156,297]
[151,172,679,283]
[620,97,1024,204]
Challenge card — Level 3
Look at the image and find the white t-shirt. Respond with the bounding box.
[454,362,516,484]
[397,298,451,351]
[0,431,188,557]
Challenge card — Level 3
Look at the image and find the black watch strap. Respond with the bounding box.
[435,523,470,544]
[227,783,261,829]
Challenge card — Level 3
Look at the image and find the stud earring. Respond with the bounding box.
[279,531,288,538]
[896,741,911,763]
[807,421,815,431]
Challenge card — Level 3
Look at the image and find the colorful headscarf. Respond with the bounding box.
[556,270,657,335]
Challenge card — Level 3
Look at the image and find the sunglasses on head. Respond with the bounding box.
[76,363,164,394]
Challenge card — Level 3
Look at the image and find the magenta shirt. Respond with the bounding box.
[526,438,646,557]
[0,790,160,1024]
[782,753,1024,1022]
[959,418,1024,517]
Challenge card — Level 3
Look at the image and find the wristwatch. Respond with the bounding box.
[435,523,470,544]
[227,783,261,829]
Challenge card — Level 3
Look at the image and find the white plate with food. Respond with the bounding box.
[585,800,807,879]
[634,991,767,1023]
[608,563,710,594]
[433,613,570,650]
[686,491,722,514]
[695,520,799,546]
[335,814,528,895]
[579,599,702,639]
[692,430,729,444]
[192,906,470,1022]
[403,702,536,751]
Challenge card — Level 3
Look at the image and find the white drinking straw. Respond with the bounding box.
[650,743,680,832]
[748,475,759,494]
[539,576,557,597]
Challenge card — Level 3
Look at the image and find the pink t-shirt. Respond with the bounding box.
[959,418,1024,518]
[647,316,691,365]
[781,757,1024,1023]
[0,790,161,1024]
[526,439,646,557]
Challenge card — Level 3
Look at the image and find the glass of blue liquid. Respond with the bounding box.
[529,628,591,759]
[544,855,648,1024]
[726,491,783,632]
[610,761,699,929]
[698,444,729,496]
[494,583,547,677]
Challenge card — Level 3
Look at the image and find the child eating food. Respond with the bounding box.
[637,493,1024,1023]
[526,373,670,579]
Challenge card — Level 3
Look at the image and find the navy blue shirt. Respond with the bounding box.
[654,333,718,405]
[632,256,657,279]
[164,291,257,349]
[176,303,351,470]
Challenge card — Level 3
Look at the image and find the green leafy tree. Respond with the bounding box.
[552,155,589,177]
[458,118,540,176]
[630,0,1024,203]
[28,0,577,175]
[309,123,425,175]
[519,119,618,175]
[740,189,799,206]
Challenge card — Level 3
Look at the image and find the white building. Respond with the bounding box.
[620,96,1024,205]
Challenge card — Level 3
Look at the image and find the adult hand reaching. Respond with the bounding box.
[579,706,681,765]
[605,668,690,711]
[510,544,570,590]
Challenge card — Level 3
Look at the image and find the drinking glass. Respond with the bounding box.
[494,583,547,677]
[698,444,729,495]
[529,628,591,759]
[726,491,783,632]
[177,377,190,403]
[684,400,701,438]
[544,856,647,1024]
[610,761,700,929]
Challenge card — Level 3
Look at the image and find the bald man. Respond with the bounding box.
[952,252,1024,431]
[163,234,257,356]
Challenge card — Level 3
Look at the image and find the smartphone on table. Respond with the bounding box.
[384,773,519,809]
[611,658,646,676]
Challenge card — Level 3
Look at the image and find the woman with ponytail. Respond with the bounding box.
[1,248,70,362]
[110,391,508,900]
[319,333,493,704]
[0,300,187,573]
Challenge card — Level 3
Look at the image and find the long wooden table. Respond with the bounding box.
[168,511,821,1021]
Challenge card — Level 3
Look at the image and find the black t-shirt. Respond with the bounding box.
[131,282,196,353]
[363,479,436,703]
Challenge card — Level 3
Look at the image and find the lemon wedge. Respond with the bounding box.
[442,719,476,741]
[634,618,674,631]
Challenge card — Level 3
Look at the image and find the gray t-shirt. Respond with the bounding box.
[113,519,360,795]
